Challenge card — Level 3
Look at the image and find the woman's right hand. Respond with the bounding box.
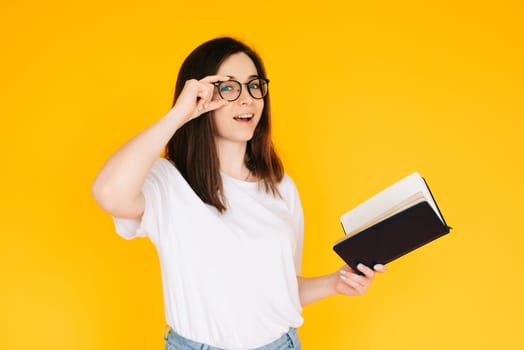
[171,75,230,124]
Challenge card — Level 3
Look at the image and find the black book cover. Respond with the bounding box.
[333,201,451,272]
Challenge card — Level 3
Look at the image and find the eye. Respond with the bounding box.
[220,84,233,92]
[219,81,240,93]
[248,82,260,90]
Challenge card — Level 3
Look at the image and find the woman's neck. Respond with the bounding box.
[216,139,251,180]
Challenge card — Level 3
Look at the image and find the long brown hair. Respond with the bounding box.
[165,37,284,212]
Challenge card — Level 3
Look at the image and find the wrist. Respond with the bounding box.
[162,107,191,136]
[165,107,188,127]
[326,271,340,296]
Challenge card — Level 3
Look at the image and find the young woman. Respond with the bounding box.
[92,37,386,350]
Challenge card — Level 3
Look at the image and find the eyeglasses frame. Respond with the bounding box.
[213,78,270,102]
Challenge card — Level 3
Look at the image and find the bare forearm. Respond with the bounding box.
[92,75,230,218]
[297,273,338,306]
[92,109,185,217]
[298,264,386,306]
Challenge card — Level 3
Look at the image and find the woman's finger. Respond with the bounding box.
[194,90,229,116]
[204,98,228,112]
[373,264,387,273]
[199,74,230,84]
[357,263,376,279]
[195,85,214,109]
[339,269,367,289]
[195,74,232,111]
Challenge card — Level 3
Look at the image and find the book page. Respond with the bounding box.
[345,192,425,236]
[340,173,444,235]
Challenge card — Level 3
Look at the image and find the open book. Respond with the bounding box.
[333,173,451,272]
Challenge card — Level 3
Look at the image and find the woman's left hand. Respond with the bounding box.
[334,263,387,296]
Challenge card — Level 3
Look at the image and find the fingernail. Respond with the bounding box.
[339,269,347,275]
[340,275,348,281]
[374,264,386,272]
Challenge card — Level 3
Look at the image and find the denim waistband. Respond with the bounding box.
[164,326,301,350]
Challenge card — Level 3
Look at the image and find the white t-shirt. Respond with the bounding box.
[112,158,304,349]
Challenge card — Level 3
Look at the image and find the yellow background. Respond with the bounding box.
[2,0,523,349]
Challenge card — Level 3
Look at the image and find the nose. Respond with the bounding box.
[237,84,254,105]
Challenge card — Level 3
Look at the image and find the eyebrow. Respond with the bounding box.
[226,74,260,80]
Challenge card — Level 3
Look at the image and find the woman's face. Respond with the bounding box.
[211,52,264,145]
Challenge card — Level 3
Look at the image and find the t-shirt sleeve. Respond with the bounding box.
[283,175,305,275]
[111,158,173,245]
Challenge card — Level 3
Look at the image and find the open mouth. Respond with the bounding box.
[233,114,254,122]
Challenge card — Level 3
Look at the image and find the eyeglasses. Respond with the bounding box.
[214,78,269,101]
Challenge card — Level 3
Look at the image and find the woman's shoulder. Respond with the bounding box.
[147,157,182,182]
[277,173,303,214]
[149,157,171,173]
[278,173,300,196]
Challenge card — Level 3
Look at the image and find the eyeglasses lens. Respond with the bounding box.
[218,81,241,101]
[248,79,267,99]
[217,79,268,101]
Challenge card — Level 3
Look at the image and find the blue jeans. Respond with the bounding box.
[164,327,302,350]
